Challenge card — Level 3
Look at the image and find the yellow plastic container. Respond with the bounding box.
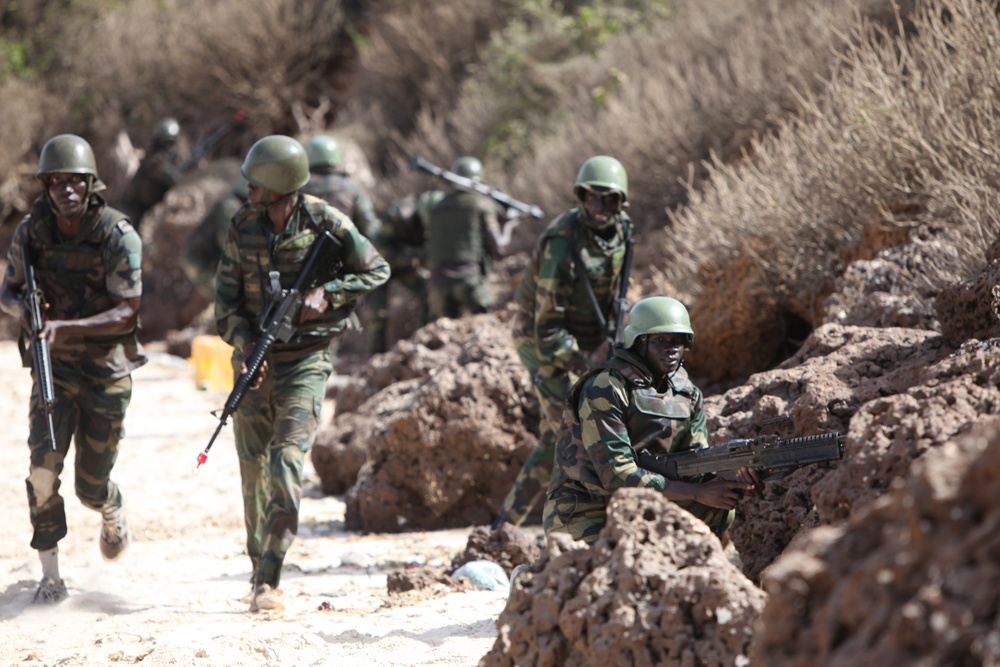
[189,335,235,393]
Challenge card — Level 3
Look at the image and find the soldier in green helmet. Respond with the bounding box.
[120,117,183,229]
[366,188,445,353]
[544,296,764,544]
[495,156,635,528]
[215,135,389,612]
[181,177,249,300]
[0,134,147,603]
[424,156,515,321]
[301,135,380,240]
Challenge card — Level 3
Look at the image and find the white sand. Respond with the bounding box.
[0,341,509,666]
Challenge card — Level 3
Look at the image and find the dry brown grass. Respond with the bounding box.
[666,0,1000,323]
[353,0,911,258]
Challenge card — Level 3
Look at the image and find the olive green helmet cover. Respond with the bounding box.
[623,296,694,349]
[451,156,483,180]
[573,155,628,201]
[241,135,310,195]
[306,135,344,169]
[37,134,98,178]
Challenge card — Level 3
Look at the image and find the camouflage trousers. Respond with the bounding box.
[544,486,736,545]
[427,272,490,321]
[26,361,132,551]
[498,338,577,526]
[231,347,332,588]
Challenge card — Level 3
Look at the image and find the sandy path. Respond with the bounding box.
[0,341,509,666]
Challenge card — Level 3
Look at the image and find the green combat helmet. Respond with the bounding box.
[623,296,694,349]
[573,155,628,203]
[152,117,181,143]
[451,156,483,180]
[306,135,344,170]
[241,135,310,195]
[37,134,98,178]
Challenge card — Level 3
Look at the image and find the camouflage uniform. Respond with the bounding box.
[366,190,445,353]
[182,186,246,300]
[3,194,146,551]
[425,189,503,320]
[544,347,733,544]
[120,145,181,229]
[215,193,389,589]
[498,208,632,525]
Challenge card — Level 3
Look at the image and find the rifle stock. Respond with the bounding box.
[195,228,343,469]
[409,155,545,219]
[22,243,57,451]
[637,432,845,483]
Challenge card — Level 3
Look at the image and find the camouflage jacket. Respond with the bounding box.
[3,194,147,380]
[425,189,502,275]
[378,190,445,273]
[549,347,708,501]
[122,146,181,220]
[512,209,632,372]
[214,194,390,361]
[182,192,245,288]
[301,171,380,241]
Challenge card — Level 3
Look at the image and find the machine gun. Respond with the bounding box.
[637,428,845,483]
[179,110,247,173]
[195,228,344,470]
[22,243,57,451]
[409,155,545,220]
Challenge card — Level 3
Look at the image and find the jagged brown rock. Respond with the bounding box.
[480,489,766,667]
[751,417,1000,666]
[340,312,538,532]
[451,524,544,576]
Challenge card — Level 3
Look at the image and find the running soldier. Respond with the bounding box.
[1,134,146,603]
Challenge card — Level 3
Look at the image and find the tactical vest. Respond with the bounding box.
[228,195,353,356]
[554,349,705,498]
[425,190,489,268]
[20,195,146,379]
[512,209,632,352]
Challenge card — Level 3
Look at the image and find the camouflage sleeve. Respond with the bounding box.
[353,192,382,242]
[578,371,668,492]
[214,221,253,351]
[532,234,587,372]
[104,221,143,300]
[322,206,390,307]
[0,218,30,318]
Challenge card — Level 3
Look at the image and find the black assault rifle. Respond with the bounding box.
[195,227,344,470]
[637,430,845,483]
[178,110,247,174]
[409,155,545,220]
[22,243,58,451]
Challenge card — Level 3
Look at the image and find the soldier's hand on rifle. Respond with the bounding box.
[240,342,267,390]
[692,476,757,510]
[735,466,766,495]
[299,285,331,323]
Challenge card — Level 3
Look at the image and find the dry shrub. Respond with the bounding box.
[667,0,1000,327]
[0,77,57,227]
[355,0,910,259]
[2,0,363,201]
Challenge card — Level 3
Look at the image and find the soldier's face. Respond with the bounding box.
[246,183,274,206]
[644,333,688,377]
[46,174,89,218]
[581,189,622,226]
